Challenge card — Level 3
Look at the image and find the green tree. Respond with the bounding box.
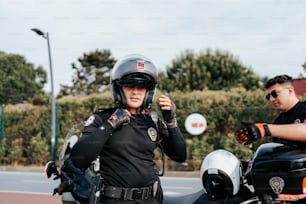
[0,51,47,104]
[8,138,23,165]
[0,137,6,160]
[158,49,262,92]
[27,133,49,165]
[59,49,117,96]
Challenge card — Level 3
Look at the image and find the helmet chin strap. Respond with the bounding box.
[116,93,145,115]
[116,87,127,108]
[137,90,152,114]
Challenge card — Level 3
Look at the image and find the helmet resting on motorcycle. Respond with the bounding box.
[200,149,242,200]
[110,54,158,109]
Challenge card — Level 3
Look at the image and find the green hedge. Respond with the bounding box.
[0,88,288,169]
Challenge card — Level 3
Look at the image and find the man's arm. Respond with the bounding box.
[236,121,306,144]
[268,123,306,141]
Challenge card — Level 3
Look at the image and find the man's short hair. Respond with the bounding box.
[265,74,293,89]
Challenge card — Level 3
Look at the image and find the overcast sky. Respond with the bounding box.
[1,0,306,95]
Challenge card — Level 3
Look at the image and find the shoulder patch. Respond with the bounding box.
[85,115,95,126]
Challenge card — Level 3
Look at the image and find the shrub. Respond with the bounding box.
[1,88,299,169]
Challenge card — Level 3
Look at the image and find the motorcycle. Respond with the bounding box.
[195,142,306,204]
[45,123,306,204]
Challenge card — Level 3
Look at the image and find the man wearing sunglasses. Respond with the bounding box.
[236,74,306,146]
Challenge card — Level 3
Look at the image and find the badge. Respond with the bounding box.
[85,115,95,126]
[148,127,157,141]
[269,176,285,194]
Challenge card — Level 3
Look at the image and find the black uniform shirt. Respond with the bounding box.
[70,107,186,188]
[273,101,306,147]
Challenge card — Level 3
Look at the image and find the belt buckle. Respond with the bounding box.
[126,188,146,201]
[133,188,144,201]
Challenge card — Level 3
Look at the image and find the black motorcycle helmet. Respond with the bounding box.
[110,54,158,110]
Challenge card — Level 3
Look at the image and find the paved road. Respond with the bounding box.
[0,171,61,204]
[0,171,59,194]
[0,170,203,204]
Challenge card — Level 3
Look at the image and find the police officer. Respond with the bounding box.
[236,74,306,146]
[69,54,187,204]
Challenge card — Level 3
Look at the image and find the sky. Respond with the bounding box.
[1,0,306,95]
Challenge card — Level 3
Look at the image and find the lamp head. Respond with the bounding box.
[31,28,46,37]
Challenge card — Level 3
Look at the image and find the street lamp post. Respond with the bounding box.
[31,28,56,161]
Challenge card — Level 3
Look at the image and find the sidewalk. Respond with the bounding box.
[0,192,61,204]
[164,170,200,178]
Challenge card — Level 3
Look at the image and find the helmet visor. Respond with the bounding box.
[116,74,156,89]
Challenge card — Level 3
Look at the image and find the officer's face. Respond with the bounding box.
[122,86,147,114]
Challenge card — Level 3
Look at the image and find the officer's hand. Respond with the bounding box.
[159,95,177,128]
[235,122,271,145]
[107,108,131,129]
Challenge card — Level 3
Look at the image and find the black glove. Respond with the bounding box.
[107,108,131,129]
[161,102,177,128]
[235,122,271,145]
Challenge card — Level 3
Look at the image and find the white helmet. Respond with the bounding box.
[200,149,242,199]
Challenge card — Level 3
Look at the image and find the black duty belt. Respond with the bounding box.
[101,184,153,201]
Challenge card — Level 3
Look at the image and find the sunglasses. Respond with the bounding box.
[265,90,278,100]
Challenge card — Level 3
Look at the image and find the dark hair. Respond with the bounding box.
[265,74,293,89]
